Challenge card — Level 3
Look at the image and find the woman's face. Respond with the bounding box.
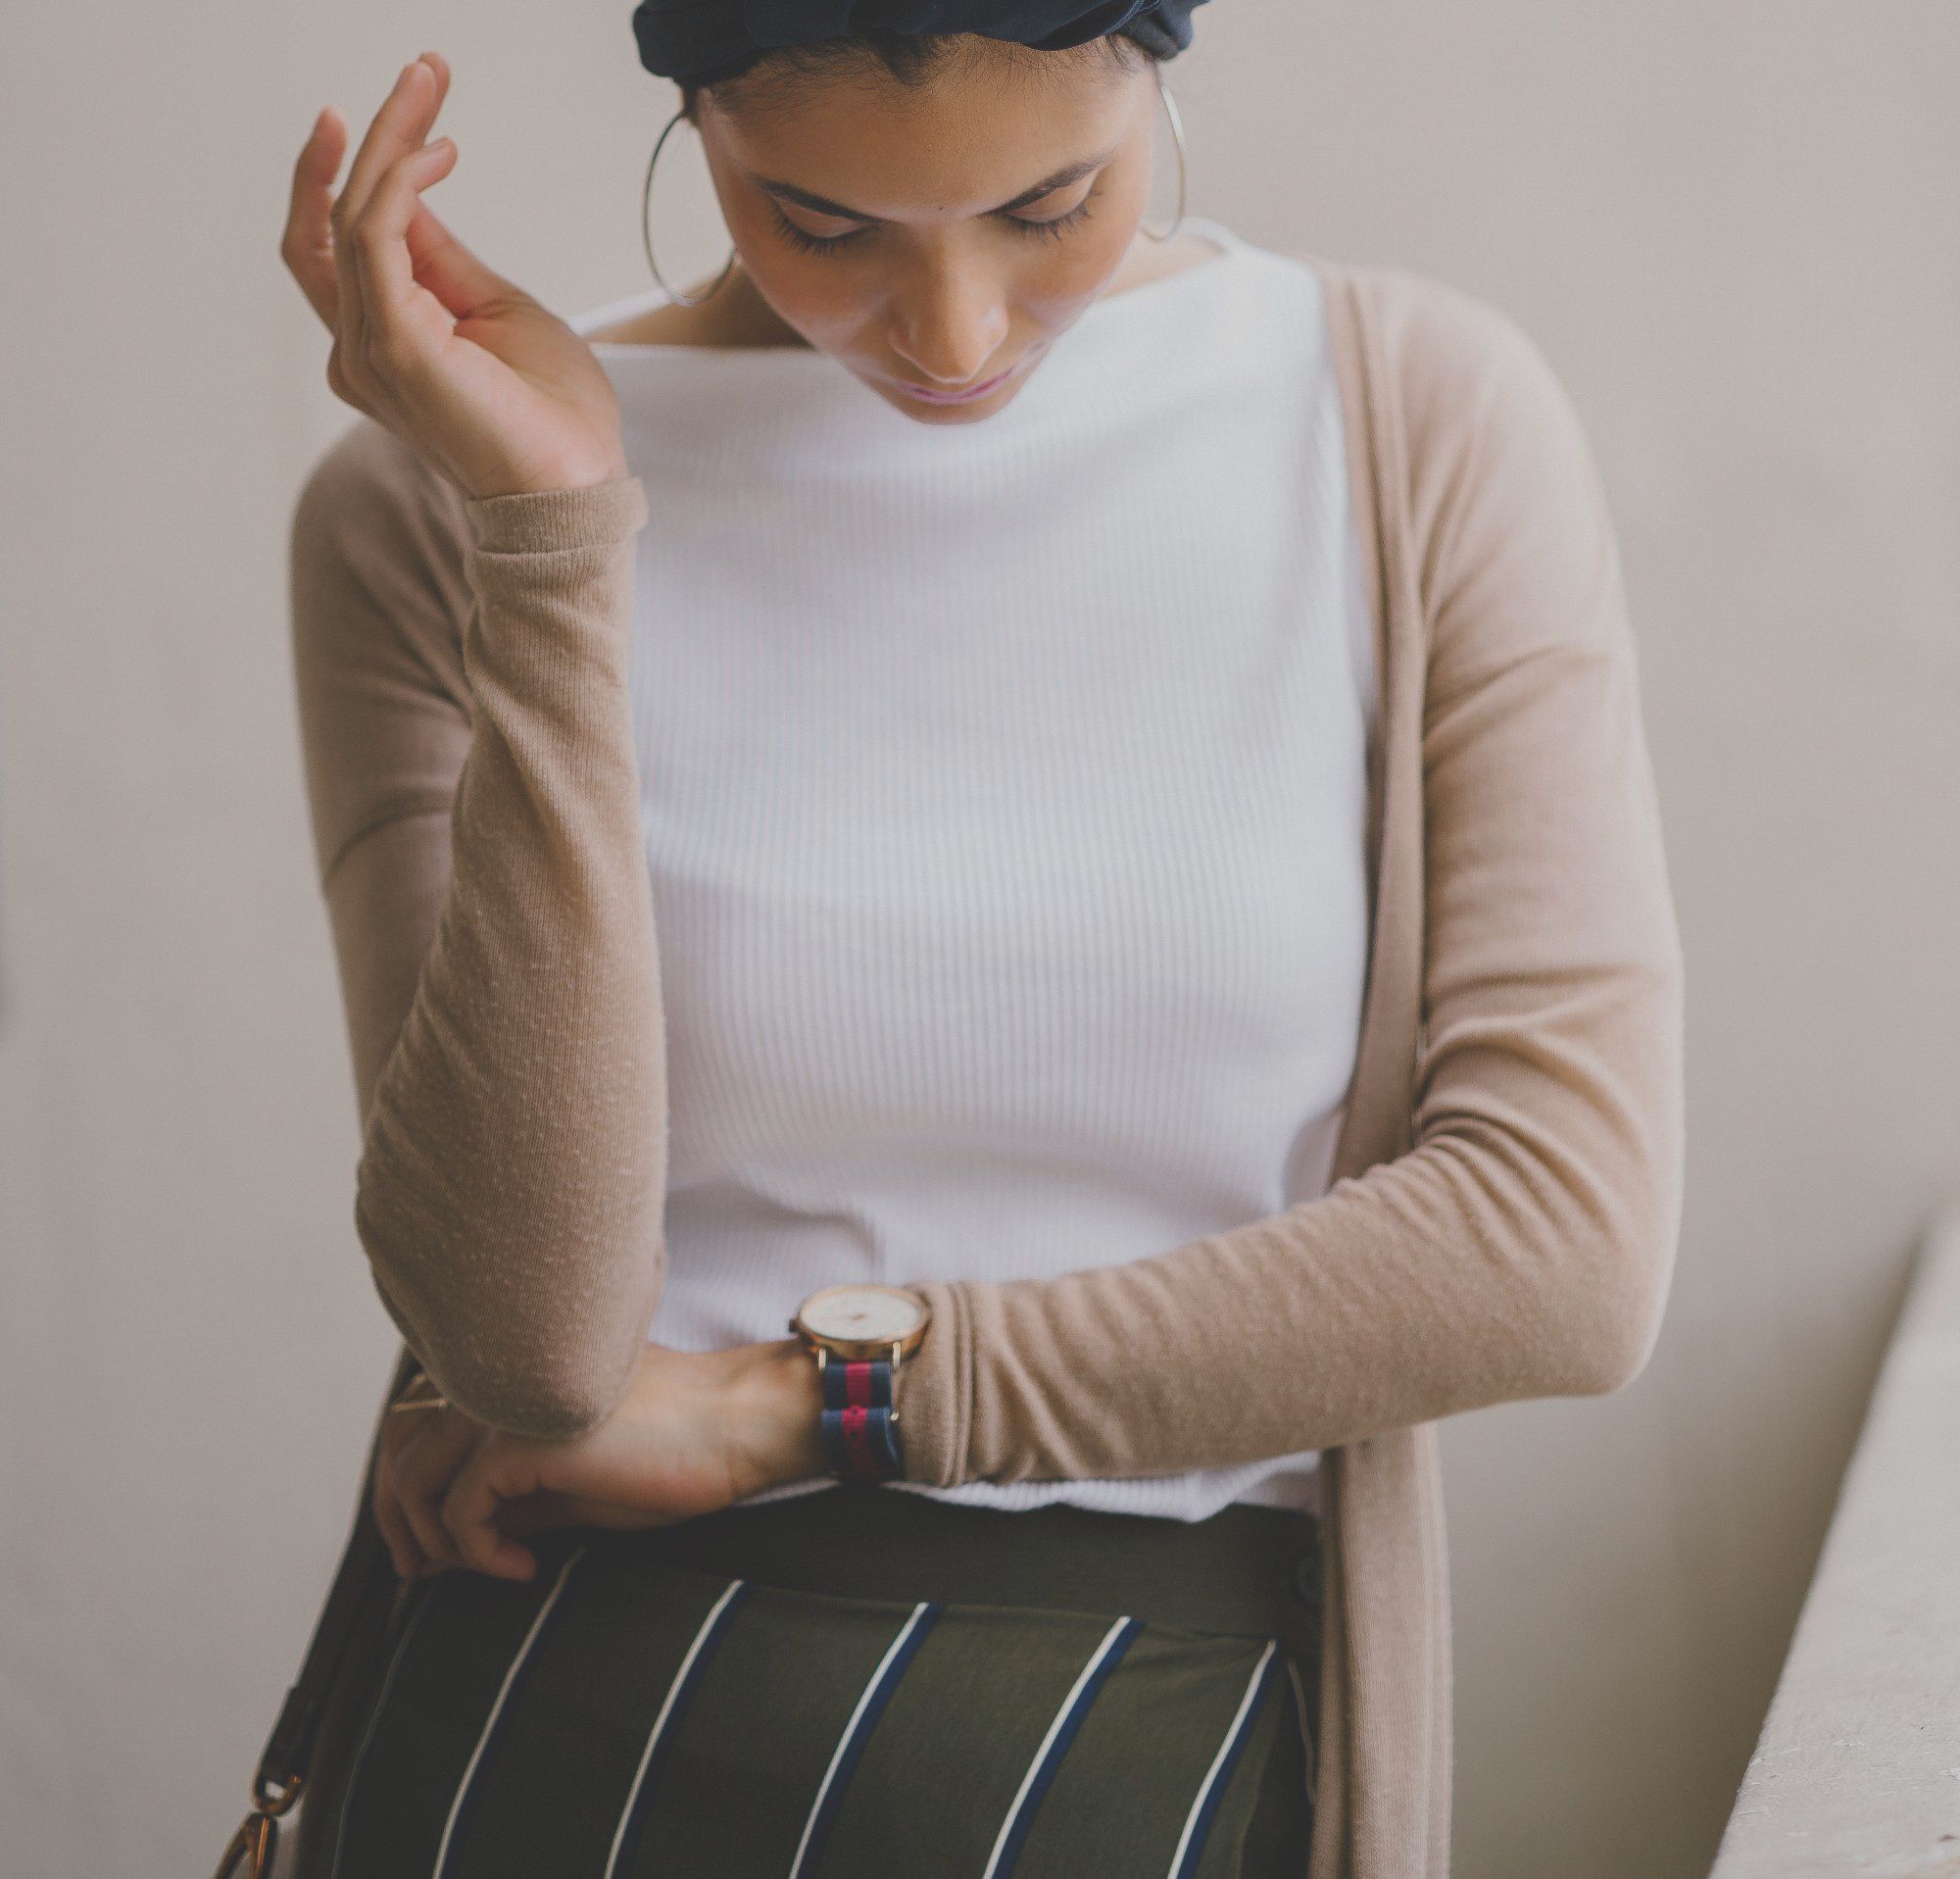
[690,46,1158,424]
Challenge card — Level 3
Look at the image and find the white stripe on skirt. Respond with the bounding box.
[431,1545,588,1879]
[978,1613,1138,1879]
[1165,1638,1279,1879]
[602,1574,750,1879]
[788,1600,936,1879]
[1287,1656,1317,1805]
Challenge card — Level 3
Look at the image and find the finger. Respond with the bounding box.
[444,1455,540,1582]
[339,56,444,245]
[444,1449,541,1581]
[347,138,461,370]
[372,1468,427,1579]
[496,1488,583,1537]
[345,61,491,384]
[376,49,487,316]
[395,1422,472,1572]
[333,58,443,375]
[403,191,528,327]
[282,106,349,328]
[415,48,453,118]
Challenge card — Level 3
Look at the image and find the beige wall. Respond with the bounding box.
[3,4,1954,1873]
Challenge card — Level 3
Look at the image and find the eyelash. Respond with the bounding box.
[768,192,1098,257]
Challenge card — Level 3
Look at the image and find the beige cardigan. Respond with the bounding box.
[289,254,1686,1879]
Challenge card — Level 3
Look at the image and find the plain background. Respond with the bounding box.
[3,4,1955,1874]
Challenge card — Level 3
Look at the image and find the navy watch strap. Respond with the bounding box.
[817,1355,904,1480]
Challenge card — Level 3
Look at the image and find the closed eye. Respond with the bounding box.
[767,186,1101,257]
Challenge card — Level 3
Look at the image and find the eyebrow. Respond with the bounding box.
[749,148,1116,223]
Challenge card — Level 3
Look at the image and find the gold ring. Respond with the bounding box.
[388,1372,453,1413]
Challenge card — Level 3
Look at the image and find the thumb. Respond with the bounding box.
[406,193,532,324]
[443,1440,546,1579]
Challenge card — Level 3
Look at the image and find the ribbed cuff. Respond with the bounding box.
[464,474,650,555]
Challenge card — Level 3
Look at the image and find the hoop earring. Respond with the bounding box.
[642,105,737,305]
[1141,66,1189,243]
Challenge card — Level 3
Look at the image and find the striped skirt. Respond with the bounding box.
[312,1482,1323,1878]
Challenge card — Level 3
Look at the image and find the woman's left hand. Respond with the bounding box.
[397,1339,826,1583]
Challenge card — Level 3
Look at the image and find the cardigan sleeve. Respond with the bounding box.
[288,418,668,1442]
[890,277,1688,1486]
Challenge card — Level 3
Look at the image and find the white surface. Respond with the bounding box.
[1709,1208,1960,1876]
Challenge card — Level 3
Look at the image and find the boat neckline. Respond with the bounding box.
[577,213,1250,359]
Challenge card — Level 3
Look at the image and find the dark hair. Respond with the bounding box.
[682,25,1162,123]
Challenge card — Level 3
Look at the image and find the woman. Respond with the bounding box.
[276,4,1685,1876]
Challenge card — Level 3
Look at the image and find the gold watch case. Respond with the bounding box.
[788,1282,933,1363]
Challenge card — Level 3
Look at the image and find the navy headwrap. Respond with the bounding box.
[631,0,1208,89]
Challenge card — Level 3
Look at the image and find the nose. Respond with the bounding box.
[886,258,1010,386]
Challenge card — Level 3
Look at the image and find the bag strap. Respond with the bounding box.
[214,1347,422,1877]
[255,1481,393,1798]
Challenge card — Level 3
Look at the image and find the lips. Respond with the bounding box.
[882,334,1057,406]
[897,363,1016,404]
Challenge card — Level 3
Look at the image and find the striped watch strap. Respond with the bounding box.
[817,1355,904,1481]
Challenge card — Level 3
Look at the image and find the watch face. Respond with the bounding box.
[799,1285,926,1346]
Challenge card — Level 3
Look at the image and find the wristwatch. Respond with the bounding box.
[788,1284,933,1482]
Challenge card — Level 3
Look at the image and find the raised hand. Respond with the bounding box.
[280,51,630,500]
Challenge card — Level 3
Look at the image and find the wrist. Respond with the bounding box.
[544,454,631,494]
[468,450,632,503]
[720,1337,826,1500]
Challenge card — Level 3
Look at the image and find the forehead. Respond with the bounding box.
[706,53,1138,222]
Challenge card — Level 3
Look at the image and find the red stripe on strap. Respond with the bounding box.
[840,1404,876,1477]
[845,1360,873,1409]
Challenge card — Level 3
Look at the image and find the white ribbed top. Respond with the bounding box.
[569,216,1375,1521]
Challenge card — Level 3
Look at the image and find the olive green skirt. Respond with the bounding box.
[319,1483,1323,1879]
